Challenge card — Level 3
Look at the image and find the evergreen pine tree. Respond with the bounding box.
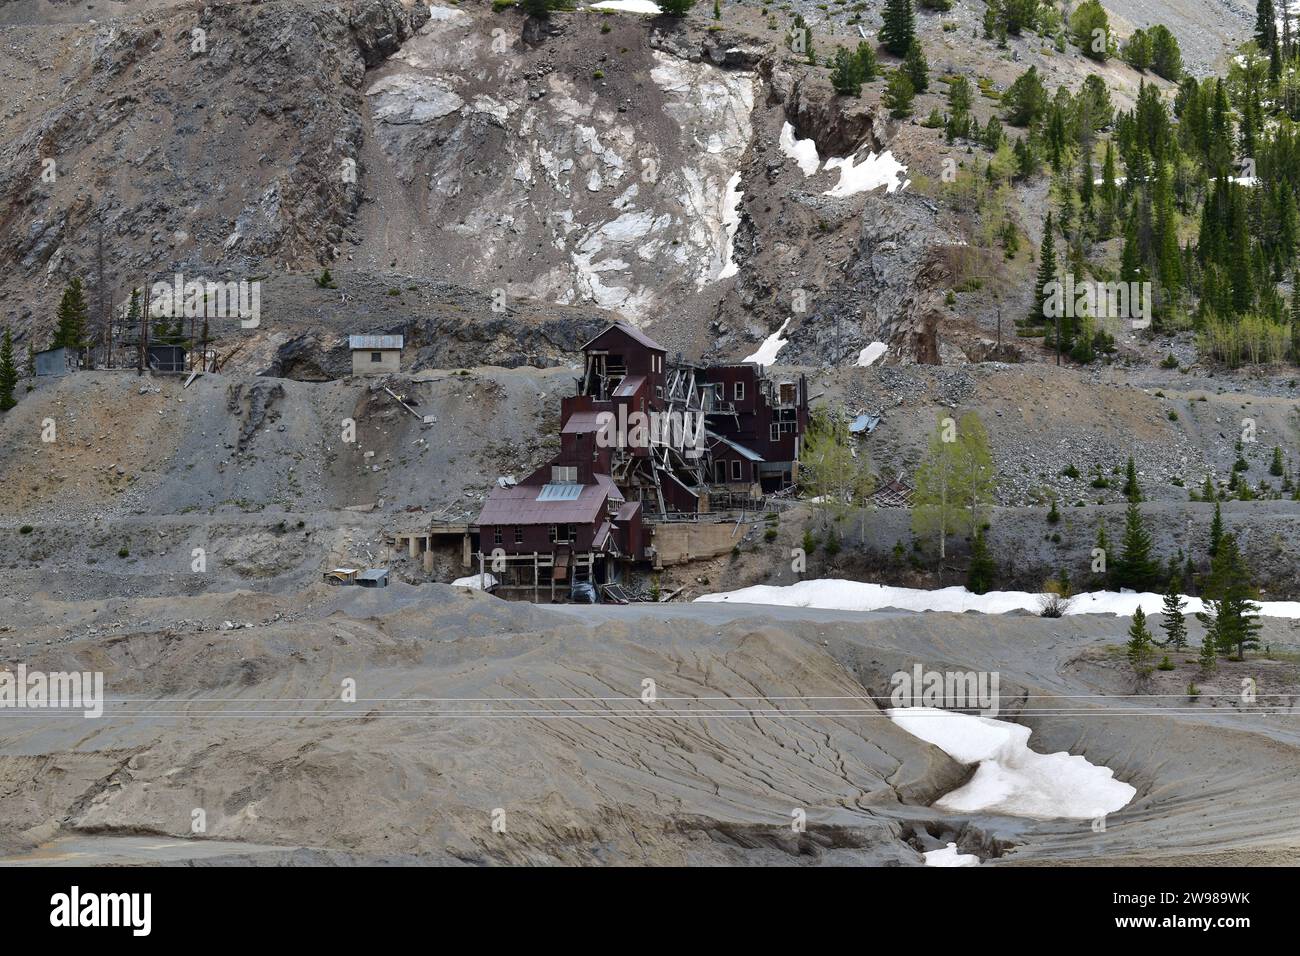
[855,41,879,81]
[880,0,916,57]
[1123,456,1142,502]
[1115,500,1160,591]
[1199,534,1262,659]
[1028,211,1057,326]
[967,528,996,594]
[1197,629,1218,675]
[52,277,89,362]
[1256,0,1278,52]
[1127,606,1155,678]
[830,47,862,96]
[903,39,929,93]
[1209,499,1223,558]
[1160,578,1188,649]
[0,328,17,412]
[883,69,915,118]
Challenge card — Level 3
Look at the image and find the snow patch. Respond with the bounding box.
[743,318,790,366]
[695,579,1300,619]
[823,150,909,197]
[923,843,980,867]
[589,0,662,11]
[856,342,887,367]
[779,122,821,177]
[888,708,1136,820]
[452,573,497,590]
[718,172,743,279]
[426,3,469,22]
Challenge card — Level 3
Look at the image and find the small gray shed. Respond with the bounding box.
[354,568,390,588]
[349,335,403,376]
[35,346,77,377]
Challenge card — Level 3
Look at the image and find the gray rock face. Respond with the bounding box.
[354,9,758,326]
[0,0,428,340]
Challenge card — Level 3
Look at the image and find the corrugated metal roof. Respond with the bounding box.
[594,473,624,502]
[477,479,614,525]
[707,431,764,462]
[580,321,666,353]
[348,335,404,350]
[561,410,606,434]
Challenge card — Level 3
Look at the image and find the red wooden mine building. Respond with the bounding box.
[474,322,808,600]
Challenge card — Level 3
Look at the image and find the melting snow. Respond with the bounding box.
[778,122,821,177]
[695,579,1300,619]
[452,573,498,590]
[823,150,909,197]
[923,843,980,867]
[856,342,887,367]
[888,708,1136,820]
[589,0,662,12]
[718,172,743,279]
[743,318,790,366]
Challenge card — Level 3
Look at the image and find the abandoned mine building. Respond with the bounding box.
[467,321,808,600]
[350,334,403,376]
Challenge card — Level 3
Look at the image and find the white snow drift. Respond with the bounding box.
[823,150,909,196]
[888,707,1136,820]
[695,579,1300,619]
[778,122,821,177]
[451,573,498,590]
[856,342,887,367]
[743,317,791,366]
[923,842,980,867]
[588,0,662,13]
[776,123,909,197]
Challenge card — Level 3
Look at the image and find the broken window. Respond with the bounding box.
[731,459,743,482]
[370,352,382,363]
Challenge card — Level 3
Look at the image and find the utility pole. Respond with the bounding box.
[137,279,149,377]
[95,223,107,368]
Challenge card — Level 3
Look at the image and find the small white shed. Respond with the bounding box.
[349,335,403,376]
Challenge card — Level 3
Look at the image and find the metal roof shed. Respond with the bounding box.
[348,335,404,350]
[354,568,390,587]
